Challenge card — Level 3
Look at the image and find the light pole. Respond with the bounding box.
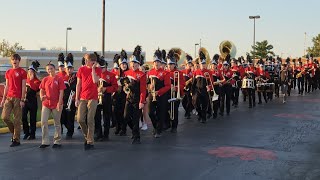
[66,27,72,55]
[195,43,199,58]
[102,0,105,57]
[249,15,260,61]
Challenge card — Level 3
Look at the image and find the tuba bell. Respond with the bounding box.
[219,41,237,60]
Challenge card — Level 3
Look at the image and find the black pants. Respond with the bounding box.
[243,88,255,107]
[60,102,76,136]
[275,81,280,97]
[168,100,180,129]
[113,93,126,133]
[297,77,304,94]
[258,91,267,103]
[220,85,232,114]
[148,95,168,134]
[123,101,142,139]
[305,76,312,93]
[232,87,240,106]
[193,91,209,122]
[293,77,297,89]
[182,92,193,117]
[95,95,112,138]
[22,100,38,136]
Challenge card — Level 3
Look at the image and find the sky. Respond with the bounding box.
[0,0,319,61]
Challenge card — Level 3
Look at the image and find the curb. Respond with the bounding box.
[0,119,55,134]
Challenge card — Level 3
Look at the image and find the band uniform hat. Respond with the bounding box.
[28,60,40,72]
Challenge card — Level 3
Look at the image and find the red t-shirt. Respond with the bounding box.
[27,77,41,91]
[77,66,102,100]
[40,75,66,109]
[5,67,27,99]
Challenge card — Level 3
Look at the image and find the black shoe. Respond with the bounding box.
[23,134,30,140]
[10,140,20,147]
[27,135,35,140]
[77,126,81,130]
[132,138,141,144]
[258,101,262,104]
[207,114,212,119]
[119,131,127,136]
[39,144,50,149]
[94,135,104,142]
[200,119,206,124]
[212,114,217,119]
[186,114,191,119]
[84,144,94,150]
[154,133,161,138]
[52,144,62,149]
[114,129,120,135]
[170,128,177,133]
[219,112,224,116]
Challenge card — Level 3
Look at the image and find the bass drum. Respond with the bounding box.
[265,83,275,92]
[241,78,255,89]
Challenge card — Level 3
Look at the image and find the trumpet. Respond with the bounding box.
[169,71,181,120]
[66,90,75,111]
[150,78,157,102]
[98,80,104,105]
[204,72,219,102]
[123,83,131,95]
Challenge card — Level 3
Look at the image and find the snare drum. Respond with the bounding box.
[256,82,265,92]
[264,83,275,92]
[241,78,255,89]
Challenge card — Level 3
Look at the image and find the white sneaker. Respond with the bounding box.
[141,123,148,131]
[139,121,142,128]
[192,109,196,115]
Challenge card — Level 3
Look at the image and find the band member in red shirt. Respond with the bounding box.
[296,60,305,95]
[1,54,27,147]
[256,64,270,104]
[220,59,233,116]
[210,58,224,119]
[112,50,129,136]
[60,56,77,139]
[147,49,171,138]
[57,53,68,81]
[231,59,241,108]
[39,62,66,149]
[166,49,185,133]
[192,49,214,123]
[181,54,194,119]
[94,57,118,141]
[22,60,41,140]
[121,53,146,144]
[76,53,102,150]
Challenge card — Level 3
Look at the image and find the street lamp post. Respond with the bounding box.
[102,0,105,57]
[249,15,260,61]
[195,43,199,58]
[66,27,72,55]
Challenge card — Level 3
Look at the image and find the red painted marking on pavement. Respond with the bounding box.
[208,146,277,161]
[274,113,316,120]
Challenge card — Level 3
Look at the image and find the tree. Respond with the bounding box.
[307,34,320,57]
[0,39,24,57]
[250,40,275,59]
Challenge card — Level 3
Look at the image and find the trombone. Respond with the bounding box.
[66,90,75,111]
[98,79,104,105]
[204,72,219,102]
[150,78,157,102]
[169,71,181,120]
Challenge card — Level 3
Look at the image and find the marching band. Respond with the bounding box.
[1,47,320,149]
